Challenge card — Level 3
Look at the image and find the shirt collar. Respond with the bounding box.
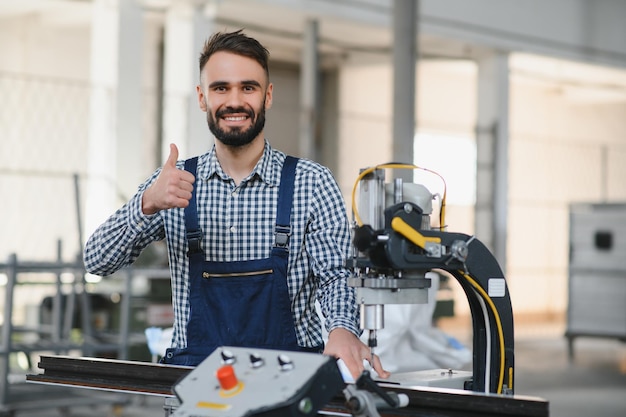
[196,140,281,187]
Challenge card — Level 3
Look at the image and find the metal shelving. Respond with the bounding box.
[0,248,138,416]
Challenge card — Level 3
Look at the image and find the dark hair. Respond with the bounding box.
[199,29,270,80]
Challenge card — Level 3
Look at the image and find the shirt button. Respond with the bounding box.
[229,226,236,233]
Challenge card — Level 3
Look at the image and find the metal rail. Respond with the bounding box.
[27,355,549,417]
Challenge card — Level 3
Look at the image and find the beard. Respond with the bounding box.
[207,103,266,148]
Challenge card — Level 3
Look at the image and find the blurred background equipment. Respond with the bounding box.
[0,240,172,416]
[566,202,626,359]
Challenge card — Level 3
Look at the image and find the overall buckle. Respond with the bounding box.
[274,226,291,248]
[186,229,203,255]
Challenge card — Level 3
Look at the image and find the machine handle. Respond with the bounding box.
[390,217,441,249]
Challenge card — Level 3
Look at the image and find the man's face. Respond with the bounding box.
[197,51,272,147]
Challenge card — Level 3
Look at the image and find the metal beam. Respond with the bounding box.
[299,19,319,160]
[392,0,418,177]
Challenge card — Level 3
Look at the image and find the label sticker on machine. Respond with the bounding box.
[488,279,506,297]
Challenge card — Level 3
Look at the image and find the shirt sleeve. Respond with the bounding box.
[308,166,361,337]
[83,169,166,276]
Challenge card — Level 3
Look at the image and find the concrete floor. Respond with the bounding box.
[514,336,625,417]
[6,318,625,417]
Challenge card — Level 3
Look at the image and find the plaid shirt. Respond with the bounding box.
[84,141,359,349]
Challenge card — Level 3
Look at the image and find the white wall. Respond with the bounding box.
[507,55,626,314]
[0,14,91,262]
[335,56,394,202]
[0,14,90,79]
[0,10,164,261]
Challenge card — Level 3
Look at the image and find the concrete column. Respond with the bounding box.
[84,0,120,237]
[299,19,319,160]
[475,52,510,271]
[116,0,143,201]
[162,3,215,161]
[392,0,417,179]
[84,0,144,238]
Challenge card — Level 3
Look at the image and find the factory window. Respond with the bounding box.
[413,131,477,206]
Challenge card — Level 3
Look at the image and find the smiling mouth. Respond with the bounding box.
[223,115,248,122]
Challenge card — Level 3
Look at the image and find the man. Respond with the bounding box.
[84,30,388,380]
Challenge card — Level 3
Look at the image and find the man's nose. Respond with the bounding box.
[225,89,244,106]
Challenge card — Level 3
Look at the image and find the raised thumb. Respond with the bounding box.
[165,143,179,168]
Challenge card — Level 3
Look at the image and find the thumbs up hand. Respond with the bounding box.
[142,144,196,215]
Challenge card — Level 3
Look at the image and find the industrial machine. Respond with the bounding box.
[347,163,515,395]
[168,346,413,417]
[26,164,533,417]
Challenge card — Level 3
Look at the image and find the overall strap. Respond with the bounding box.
[183,155,299,253]
[275,156,299,248]
[183,157,202,256]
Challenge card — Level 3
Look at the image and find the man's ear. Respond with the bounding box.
[265,82,273,110]
[197,85,207,112]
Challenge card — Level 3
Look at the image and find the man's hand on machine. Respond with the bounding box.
[142,143,196,215]
[324,328,390,382]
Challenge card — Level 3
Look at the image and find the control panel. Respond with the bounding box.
[171,346,345,417]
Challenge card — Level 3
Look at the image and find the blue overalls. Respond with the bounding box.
[162,156,320,366]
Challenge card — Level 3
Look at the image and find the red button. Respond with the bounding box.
[216,365,238,391]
